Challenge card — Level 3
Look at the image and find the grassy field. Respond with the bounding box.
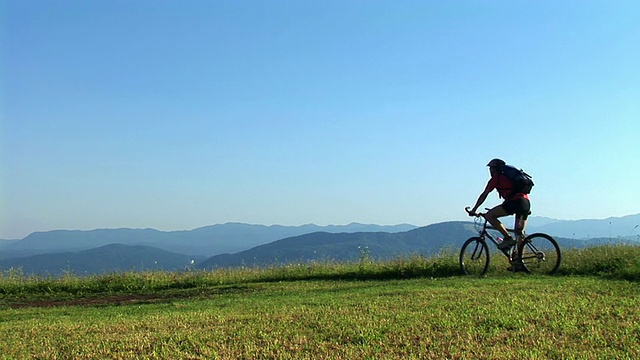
[1,245,639,359]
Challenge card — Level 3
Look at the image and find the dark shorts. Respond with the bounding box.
[502,197,531,219]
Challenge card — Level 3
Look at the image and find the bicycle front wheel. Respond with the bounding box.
[518,233,561,275]
[460,237,490,276]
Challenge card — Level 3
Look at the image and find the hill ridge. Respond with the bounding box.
[2,222,417,259]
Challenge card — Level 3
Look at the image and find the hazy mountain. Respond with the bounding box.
[0,244,200,277]
[3,219,636,276]
[198,221,477,269]
[525,216,563,228]
[0,223,417,259]
[198,218,640,269]
[527,213,640,239]
[4,214,637,261]
[0,239,20,250]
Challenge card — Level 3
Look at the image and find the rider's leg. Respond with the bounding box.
[514,215,525,237]
[484,205,512,240]
[512,202,531,264]
[512,214,525,262]
[514,199,531,238]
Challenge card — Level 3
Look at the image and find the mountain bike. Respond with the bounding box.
[460,207,561,276]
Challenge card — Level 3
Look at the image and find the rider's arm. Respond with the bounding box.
[470,191,490,214]
[469,178,495,214]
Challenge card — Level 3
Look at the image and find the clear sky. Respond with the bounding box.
[2,1,639,239]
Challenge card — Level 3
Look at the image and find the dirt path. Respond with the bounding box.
[7,293,171,308]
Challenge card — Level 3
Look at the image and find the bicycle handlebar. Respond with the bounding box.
[466,207,522,234]
[465,207,489,218]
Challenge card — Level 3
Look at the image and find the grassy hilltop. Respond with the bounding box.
[1,245,639,359]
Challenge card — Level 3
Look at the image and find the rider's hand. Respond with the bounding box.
[465,207,477,217]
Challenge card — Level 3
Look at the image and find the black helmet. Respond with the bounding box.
[487,158,506,167]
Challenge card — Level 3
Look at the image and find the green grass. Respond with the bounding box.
[1,245,639,359]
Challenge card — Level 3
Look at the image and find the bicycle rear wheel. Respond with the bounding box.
[518,233,561,275]
[460,237,490,276]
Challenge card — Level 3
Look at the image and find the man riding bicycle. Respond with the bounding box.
[467,159,531,253]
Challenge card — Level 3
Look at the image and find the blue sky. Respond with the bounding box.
[2,1,639,239]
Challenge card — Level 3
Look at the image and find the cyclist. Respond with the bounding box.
[466,158,531,253]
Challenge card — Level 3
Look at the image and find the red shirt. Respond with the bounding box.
[485,174,530,201]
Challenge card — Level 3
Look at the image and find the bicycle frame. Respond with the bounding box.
[473,215,522,260]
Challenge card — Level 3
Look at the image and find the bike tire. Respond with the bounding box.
[518,233,561,275]
[460,237,490,276]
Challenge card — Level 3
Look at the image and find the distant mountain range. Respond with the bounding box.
[0,244,198,277]
[198,221,476,269]
[197,222,639,269]
[526,213,640,239]
[0,223,416,259]
[1,214,638,277]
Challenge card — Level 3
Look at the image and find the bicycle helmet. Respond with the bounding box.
[486,158,506,167]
